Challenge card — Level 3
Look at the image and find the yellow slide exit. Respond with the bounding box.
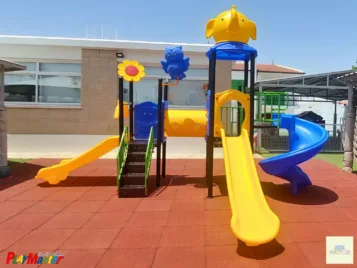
[220,128,280,246]
[35,136,120,185]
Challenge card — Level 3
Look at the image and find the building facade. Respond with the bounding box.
[232,62,305,88]
[0,36,232,135]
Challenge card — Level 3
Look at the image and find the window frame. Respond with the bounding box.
[134,65,208,110]
[5,59,82,108]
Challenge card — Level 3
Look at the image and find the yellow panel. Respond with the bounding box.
[35,136,120,184]
[220,128,280,246]
[113,101,129,119]
[164,110,207,137]
[214,89,250,137]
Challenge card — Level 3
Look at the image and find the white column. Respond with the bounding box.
[343,84,354,172]
[0,65,8,170]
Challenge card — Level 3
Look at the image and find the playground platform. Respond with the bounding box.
[0,158,356,267]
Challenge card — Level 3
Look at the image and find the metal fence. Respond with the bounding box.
[256,123,344,153]
[220,106,344,153]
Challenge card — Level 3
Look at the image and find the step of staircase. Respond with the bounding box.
[121,173,146,185]
[128,143,147,152]
[123,162,145,173]
[119,185,146,198]
[126,151,146,162]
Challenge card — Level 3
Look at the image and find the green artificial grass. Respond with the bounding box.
[260,153,357,170]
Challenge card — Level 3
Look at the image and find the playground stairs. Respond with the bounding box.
[119,141,147,197]
[119,138,156,198]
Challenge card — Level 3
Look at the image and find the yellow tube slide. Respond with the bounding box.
[35,136,120,184]
[220,128,280,246]
[164,109,206,137]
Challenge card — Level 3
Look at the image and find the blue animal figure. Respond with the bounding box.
[161,46,190,80]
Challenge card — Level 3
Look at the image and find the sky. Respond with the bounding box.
[0,0,356,74]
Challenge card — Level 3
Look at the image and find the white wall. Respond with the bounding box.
[0,44,81,61]
[0,44,209,68]
[121,50,208,68]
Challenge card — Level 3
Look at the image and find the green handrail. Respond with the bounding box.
[116,126,129,194]
[144,127,155,196]
[255,92,289,124]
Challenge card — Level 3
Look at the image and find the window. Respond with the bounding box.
[119,65,209,108]
[168,80,207,106]
[38,76,81,103]
[4,61,81,105]
[4,74,36,102]
[123,79,158,104]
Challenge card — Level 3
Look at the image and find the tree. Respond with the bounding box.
[353,60,357,71]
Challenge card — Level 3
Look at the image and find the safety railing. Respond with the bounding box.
[116,126,129,191]
[255,123,344,153]
[144,126,154,196]
[255,92,289,125]
[220,106,244,136]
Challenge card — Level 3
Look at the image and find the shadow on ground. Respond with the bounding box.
[147,175,228,197]
[0,161,42,191]
[38,176,116,188]
[261,181,338,205]
[236,239,285,260]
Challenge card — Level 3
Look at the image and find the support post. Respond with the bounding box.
[118,78,124,136]
[162,84,168,178]
[244,60,249,91]
[0,65,9,177]
[333,100,337,138]
[249,56,256,150]
[206,51,216,198]
[343,84,355,172]
[237,84,241,135]
[156,79,163,186]
[256,85,263,152]
[242,60,249,136]
[129,81,134,140]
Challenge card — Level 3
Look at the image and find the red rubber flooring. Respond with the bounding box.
[0,158,356,267]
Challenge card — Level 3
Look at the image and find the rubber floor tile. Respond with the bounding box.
[96,248,156,268]
[153,247,205,268]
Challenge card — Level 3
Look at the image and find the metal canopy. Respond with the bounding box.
[0,59,25,72]
[255,70,357,102]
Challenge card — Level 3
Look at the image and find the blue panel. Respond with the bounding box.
[272,113,280,127]
[206,42,258,61]
[134,102,158,140]
[134,101,166,141]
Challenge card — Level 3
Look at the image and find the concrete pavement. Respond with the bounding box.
[8,134,263,159]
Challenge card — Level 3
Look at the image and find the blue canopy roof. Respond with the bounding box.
[206,42,257,61]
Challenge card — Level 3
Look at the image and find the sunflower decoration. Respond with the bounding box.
[118,60,146,82]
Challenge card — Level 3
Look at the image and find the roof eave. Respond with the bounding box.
[0,59,26,72]
[0,35,212,53]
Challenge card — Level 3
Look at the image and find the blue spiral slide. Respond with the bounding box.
[259,114,328,195]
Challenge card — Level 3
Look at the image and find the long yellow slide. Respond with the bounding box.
[220,128,280,246]
[35,136,120,184]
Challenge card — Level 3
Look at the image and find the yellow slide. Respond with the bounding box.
[35,136,120,184]
[220,128,280,246]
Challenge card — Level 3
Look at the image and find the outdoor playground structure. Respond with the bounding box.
[35,6,328,247]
